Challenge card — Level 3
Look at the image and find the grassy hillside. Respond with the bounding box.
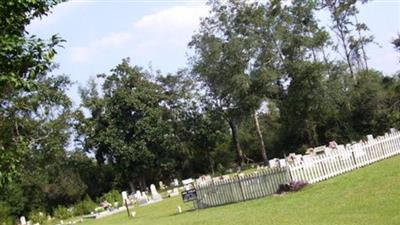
[80,156,400,225]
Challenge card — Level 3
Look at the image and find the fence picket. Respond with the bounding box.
[194,130,400,209]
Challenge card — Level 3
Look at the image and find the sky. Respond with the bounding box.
[27,0,400,107]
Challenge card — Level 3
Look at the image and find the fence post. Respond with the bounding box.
[237,175,246,201]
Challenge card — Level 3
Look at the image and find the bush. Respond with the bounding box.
[100,190,122,206]
[0,202,14,225]
[28,210,47,225]
[74,195,96,216]
[277,181,308,194]
[53,205,73,220]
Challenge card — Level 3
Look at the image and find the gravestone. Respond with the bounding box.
[279,159,287,167]
[138,192,148,206]
[367,134,374,142]
[173,178,179,187]
[196,175,212,186]
[313,146,326,155]
[269,158,279,168]
[121,191,128,203]
[328,141,338,149]
[337,145,345,151]
[182,178,194,190]
[150,184,162,202]
[159,181,165,190]
[20,216,27,225]
[135,190,141,199]
[170,188,179,197]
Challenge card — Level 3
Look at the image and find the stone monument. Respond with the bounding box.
[150,184,162,202]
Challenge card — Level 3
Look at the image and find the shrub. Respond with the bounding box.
[53,205,73,220]
[28,210,47,225]
[100,190,122,206]
[0,202,14,225]
[290,180,308,192]
[277,181,308,194]
[74,195,96,216]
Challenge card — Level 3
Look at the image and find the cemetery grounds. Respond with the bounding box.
[75,155,400,225]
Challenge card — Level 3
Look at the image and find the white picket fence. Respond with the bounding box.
[288,131,400,184]
[192,130,400,209]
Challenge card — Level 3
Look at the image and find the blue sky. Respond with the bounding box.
[27,0,400,106]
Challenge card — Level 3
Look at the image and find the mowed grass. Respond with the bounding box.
[80,156,400,225]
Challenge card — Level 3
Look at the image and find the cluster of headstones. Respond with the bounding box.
[134,184,163,206]
[268,128,399,167]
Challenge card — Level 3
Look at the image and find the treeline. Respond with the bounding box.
[1,0,399,223]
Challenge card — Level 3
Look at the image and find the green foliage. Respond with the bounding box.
[1,0,399,222]
[0,202,14,225]
[74,195,96,216]
[0,0,64,188]
[100,190,123,206]
[28,210,47,225]
[72,156,400,225]
[53,205,73,220]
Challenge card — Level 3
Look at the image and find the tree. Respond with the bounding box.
[0,0,64,92]
[393,34,400,62]
[319,0,371,76]
[0,0,64,188]
[190,0,276,165]
[1,74,79,216]
[78,59,177,190]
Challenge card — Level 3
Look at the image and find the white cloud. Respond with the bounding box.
[67,5,208,67]
[68,46,93,63]
[28,1,85,31]
[67,32,133,63]
[134,6,208,30]
[96,32,133,47]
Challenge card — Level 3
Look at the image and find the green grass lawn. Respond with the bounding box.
[79,156,400,225]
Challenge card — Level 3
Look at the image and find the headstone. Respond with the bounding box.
[279,159,287,167]
[135,190,142,199]
[137,192,148,206]
[159,181,165,190]
[366,134,374,142]
[121,191,128,203]
[173,178,179,187]
[150,184,162,202]
[182,178,194,186]
[170,188,179,197]
[305,148,314,155]
[20,216,27,225]
[196,175,212,186]
[182,178,194,191]
[337,145,345,151]
[313,146,326,154]
[328,141,338,149]
[269,158,279,168]
[142,192,148,200]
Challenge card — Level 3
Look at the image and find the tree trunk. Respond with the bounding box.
[253,111,268,165]
[355,15,369,72]
[228,118,245,167]
[129,181,135,193]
